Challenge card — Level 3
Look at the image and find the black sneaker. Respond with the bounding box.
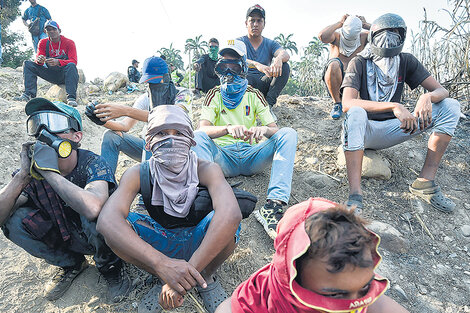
[67,98,78,107]
[101,263,132,303]
[13,93,32,102]
[44,260,88,301]
[254,200,285,240]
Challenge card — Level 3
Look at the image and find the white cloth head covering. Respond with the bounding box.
[359,31,401,102]
[339,16,363,57]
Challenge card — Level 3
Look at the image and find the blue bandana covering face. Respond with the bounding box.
[220,74,248,110]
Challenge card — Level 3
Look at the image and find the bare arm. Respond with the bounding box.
[188,160,242,271]
[39,170,110,220]
[0,143,33,225]
[95,103,149,123]
[198,120,278,142]
[273,48,290,63]
[96,165,207,295]
[342,87,398,113]
[413,76,449,130]
[368,295,409,313]
[318,14,349,43]
[102,117,139,132]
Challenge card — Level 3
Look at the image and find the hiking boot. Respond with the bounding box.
[101,263,132,303]
[330,102,343,120]
[13,93,32,102]
[67,98,78,107]
[254,200,285,240]
[44,260,88,301]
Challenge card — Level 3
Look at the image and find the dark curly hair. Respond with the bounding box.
[296,205,374,275]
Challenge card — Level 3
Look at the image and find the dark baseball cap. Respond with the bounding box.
[132,59,139,65]
[246,4,265,19]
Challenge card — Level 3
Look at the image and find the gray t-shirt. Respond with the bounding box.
[238,35,281,76]
[133,93,151,138]
[341,53,431,121]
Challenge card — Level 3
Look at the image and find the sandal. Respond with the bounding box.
[138,282,163,313]
[345,194,363,215]
[409,182,455,213]
[196,277,228,313]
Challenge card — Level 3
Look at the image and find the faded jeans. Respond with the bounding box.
[342,98,461,151]
[192,128,297,204]
[100,130,151,174]
[2,207,120,271]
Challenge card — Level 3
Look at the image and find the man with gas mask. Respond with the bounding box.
[194,38,220,95]
[0,98,131,302]
[86,56,186,174]
[319,14,370,119]
[341,13,461,213]
[97,105,242,313]
[193,39,297,240]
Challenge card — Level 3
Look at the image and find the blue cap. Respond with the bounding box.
[44,20,60,31]
[25,98,82,131]
[139,56,169,84]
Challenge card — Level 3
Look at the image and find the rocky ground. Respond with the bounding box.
[0,66,469,313]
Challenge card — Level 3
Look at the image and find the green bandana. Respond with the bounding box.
[209,46,219,61]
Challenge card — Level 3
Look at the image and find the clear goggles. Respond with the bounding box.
[26,111,80,137]
[215,59,244,77]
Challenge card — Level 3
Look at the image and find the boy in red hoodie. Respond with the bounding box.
[217,198,409,313]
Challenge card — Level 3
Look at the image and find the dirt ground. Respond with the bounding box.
[0,66,469,313]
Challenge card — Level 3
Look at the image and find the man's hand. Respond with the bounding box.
[159,284,184,310]
[247,126,268,144]
[85,102,107,126]
[36,55,46,64]
[255,63,273,78]
[270,57,283,78]
[155,258,206,295]
[357,16,367,26]
[227,125,252,141]
[393,103,418,134]
[193,63,201,71]
[340,14,349,25]
[19,142,34,180]
[414,93,433,131]
[45,58,60,67]
[94,103,129,122]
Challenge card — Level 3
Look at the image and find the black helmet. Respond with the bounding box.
[368,13,407,57]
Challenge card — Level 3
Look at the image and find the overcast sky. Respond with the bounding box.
[10,0,450,81]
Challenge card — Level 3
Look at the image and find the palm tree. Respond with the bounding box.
[157,43,184,70]
[184,35,208,61]
[274,33,298,55]
[304,37,328,57]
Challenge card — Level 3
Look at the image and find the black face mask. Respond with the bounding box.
[36,129,78,158]
[148,77,177,108]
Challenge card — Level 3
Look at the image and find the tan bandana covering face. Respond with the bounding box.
[340,16,363,57]
[146,105,199,218]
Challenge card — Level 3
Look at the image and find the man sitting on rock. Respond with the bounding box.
[97,105,242,313]
[14,20,79,107]
[192,39,297,240]
[238,4,290,111]
[216,198,409,313]
[86,56,178,174]
[341,13,460,213]
[319,14,370,119]
[0,98,131,302]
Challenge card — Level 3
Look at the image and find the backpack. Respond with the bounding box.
[139,161,257,229]
[28,6,43,36]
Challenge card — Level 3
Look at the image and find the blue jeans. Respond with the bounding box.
[2,207,120,271]
[127,211,241,261]
[100,130,151,173]
[32,32,48,52]
[342,98,461,151]
[192,128,297,204]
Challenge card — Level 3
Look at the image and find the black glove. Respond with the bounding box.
[30,142,60,180]
[85,101,106,125]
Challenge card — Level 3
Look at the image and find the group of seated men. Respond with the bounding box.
[0,4,461,313]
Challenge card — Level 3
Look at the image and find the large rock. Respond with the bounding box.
[45,85,67,102]
[86,84,101,95]
[78,69,86,84]
[337,146,391,180]
[367,221,408,253]
[103,72,128,92]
